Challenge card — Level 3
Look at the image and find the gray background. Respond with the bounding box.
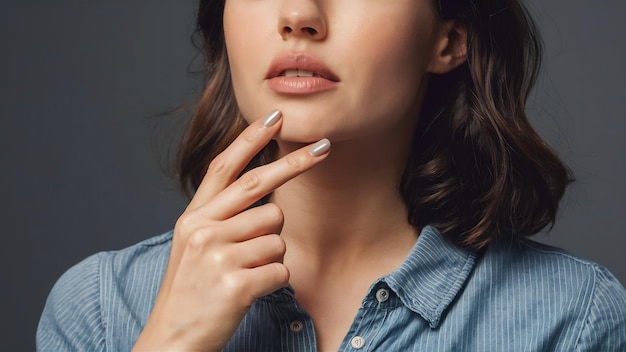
[1,1,624,350]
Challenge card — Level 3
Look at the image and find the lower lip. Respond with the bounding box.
[266,77,339,95]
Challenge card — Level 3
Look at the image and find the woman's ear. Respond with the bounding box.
[428,20,468,74]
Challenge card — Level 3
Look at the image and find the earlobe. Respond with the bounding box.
[428,20,468,74]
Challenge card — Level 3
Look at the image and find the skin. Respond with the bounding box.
[134,115,328,351]
[226,0,453,144]
[134,0,466,351]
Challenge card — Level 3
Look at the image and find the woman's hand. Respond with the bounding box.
[133,110,331,351]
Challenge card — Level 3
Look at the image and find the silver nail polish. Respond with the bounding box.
[308,138,331,156]
[262,109,282,127]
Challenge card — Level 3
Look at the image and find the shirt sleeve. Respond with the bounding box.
[576,266,626,351]
[36,253,107,352]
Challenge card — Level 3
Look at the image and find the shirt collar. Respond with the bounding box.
[380,225,478,328]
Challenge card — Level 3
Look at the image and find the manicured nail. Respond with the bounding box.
[308,138,331,156]
[262,109,282,127]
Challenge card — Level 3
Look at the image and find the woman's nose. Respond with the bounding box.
[278,0,327,40]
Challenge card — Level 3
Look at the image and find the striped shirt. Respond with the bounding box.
[37,226,626,351]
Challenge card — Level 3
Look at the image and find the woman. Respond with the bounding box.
[38,0,626,351]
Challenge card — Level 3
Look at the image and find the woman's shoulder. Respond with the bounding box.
[477,238,626,349]
[482,238,626,298]
[36,231,173,352]
[483,237,619,279]
[102,230,174,274]
[517,240,626,312]
[65,230,174,294]
[511,239,623,286]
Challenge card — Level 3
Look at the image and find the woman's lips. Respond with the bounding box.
[265,53,339,94]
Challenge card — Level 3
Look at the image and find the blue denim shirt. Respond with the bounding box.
[37,226,626,351]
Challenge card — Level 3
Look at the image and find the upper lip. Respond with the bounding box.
[265,53,340,82]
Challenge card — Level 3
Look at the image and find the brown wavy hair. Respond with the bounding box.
[177,0,573,250]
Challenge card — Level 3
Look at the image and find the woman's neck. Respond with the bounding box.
[272,133,418,277]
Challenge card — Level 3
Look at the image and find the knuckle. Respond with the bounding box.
[270,235,287,255]
[206,154,227,176]
[238,171,261,191]
[285,154,305,172]
[181,224,219,252]
[175,213,195,236]
[209,250,229,266]
[186,231,209,251]
[272,263,290,284]
[264,203,284,224]
[222,272,246,297]
[243,126,262,143]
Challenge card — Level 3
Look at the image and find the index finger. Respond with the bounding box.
[189,110,283,210]
[203,138,331,220]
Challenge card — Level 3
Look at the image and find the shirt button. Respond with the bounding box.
[351,336,366,349]
[290,320,304,334]
[376,288,390,303]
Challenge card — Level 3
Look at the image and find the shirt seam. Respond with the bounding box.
[573,264,598,352]
[366,307,390,351]
[133,231,173,249]
[523,241,595,267]
[96,252,108,352]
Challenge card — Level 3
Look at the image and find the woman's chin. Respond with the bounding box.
[239,105,374,144]
[274,129,329,145]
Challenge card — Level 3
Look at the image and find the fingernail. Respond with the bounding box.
[262,109,282,127]
[308,138,331,156]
